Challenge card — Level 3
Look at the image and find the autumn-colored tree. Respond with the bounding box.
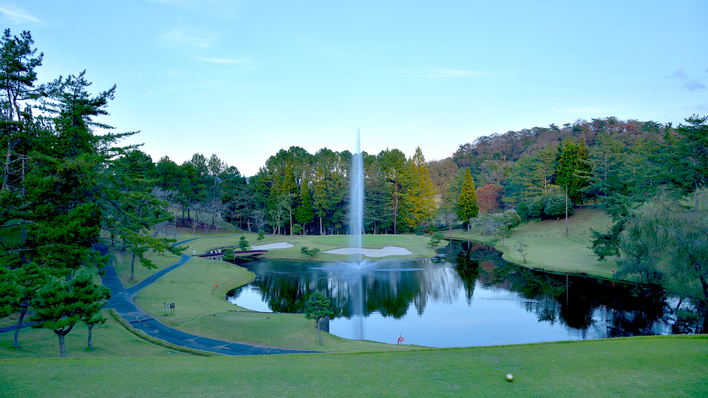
[402,147,437,230]
[476,184,504,213]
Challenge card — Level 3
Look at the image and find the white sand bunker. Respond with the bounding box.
[324,246,412,258]
[251,242,294,250]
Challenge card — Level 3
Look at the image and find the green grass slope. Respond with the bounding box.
[0,310,192,359]
[448,207,620,279]
[2,335,706,397]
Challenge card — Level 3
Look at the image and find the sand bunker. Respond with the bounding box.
[324,246,412,258]
[251,242,294,250]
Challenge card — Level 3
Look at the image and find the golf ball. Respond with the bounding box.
[506,374,514,382]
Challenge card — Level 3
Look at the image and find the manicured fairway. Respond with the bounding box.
[2,335,706,397]
[448,207,620,279]
[135,256,421,353]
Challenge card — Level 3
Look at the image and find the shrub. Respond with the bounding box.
[528,197,544,220]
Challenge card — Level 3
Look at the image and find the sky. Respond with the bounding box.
[4,0,707,176]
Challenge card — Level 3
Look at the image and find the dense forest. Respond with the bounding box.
[1,29,707,355]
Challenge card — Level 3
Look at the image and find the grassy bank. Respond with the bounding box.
[447,207,620,279]
[2,335,706,397]
[135,256,421,353]
[0,310,192,359]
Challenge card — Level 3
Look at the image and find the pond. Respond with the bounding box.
[227,241,699,348]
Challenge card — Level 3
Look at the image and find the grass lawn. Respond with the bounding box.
[135,256,421,353]
[179,232,446,263]
[448,207,620,279]
[112,249,183,288]
[0,310,192,359]
[2,335,706,397]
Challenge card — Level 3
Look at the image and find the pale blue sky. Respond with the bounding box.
[5,0,707,175]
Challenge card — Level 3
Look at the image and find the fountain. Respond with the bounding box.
[348,130,365,339]
[349,129,364,265]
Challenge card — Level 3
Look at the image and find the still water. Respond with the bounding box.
[227,241,694,348]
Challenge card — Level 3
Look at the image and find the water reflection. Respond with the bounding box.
[226,240,700,347]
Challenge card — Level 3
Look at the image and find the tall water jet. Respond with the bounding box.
[349,130,364,264]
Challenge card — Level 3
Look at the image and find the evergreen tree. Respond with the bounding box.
[7,262,47,348]
[75,272,111,350]
[379,148,408,234]
[31,270,107,358]
[312,167,330,235]
[556,138,590,205]
[556,139,577,198]
[587,131,627,205]
[456,168,479,232]
[573,138,592,205]
[364,158,392,234]
[295,177,314,234]
[305,291,334,344]
[0,29,43,191]
[664,115,708,210]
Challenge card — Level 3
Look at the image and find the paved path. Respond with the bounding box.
[102,251,319,356]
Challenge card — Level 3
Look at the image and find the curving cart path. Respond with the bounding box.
[101,248,320,356]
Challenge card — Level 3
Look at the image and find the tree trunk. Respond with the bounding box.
[55,327,73,358]
[317,319,323,344]
[130,252,136,280]
[289,208,293,236]
[13,296,29,348]
[87,324,94,350]
[319,216,323,235]
[699,272,708,306]
[2,137,11,191]
[59,333,66,358]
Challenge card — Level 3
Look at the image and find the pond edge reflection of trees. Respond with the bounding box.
[228,241,704,339]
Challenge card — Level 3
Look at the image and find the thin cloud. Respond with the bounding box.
[551,106,609,114]
[666,69,688,79]
[0,4,39,24]
[196,56,244,64]
[158,27,219,50]
[683,80,705,91]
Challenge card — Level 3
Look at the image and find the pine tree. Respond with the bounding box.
[456,168,479,232]
[305,291,334,344]
[665,115,708,210]
[31,270,107,358]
